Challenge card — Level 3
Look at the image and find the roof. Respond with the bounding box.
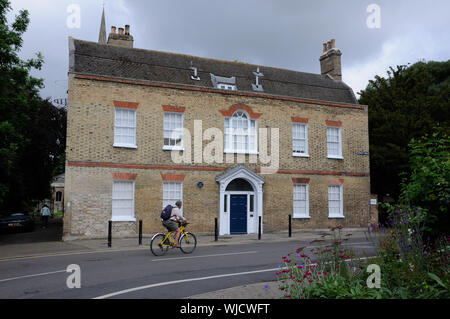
[69,38,358,104]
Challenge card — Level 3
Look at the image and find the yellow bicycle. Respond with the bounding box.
[150,222,197,256]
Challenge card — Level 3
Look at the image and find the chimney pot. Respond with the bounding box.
[118,28,124,35]
[125,25,130,35]
[330,39,336,48]
[323,43,328,53]
[111,26,116,34]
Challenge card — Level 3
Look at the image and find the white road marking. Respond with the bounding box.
[152,251,258,262]
[94,255,378,299]
[0,270,66,283]
[0,247,149,263]
[93,267,281,299]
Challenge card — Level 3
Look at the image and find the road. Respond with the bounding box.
[0,238,376,299]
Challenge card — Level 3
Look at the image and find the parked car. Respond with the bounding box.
[0,213,35,233]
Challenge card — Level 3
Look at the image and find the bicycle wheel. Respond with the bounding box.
[150,233,169,256]
[179,232,197,254]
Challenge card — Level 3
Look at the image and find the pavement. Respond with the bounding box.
[0,218,373,299]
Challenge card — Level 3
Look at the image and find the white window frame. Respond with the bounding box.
[224,110,258,155]
[292,123,309,157]
[113,108,137,149]
[327,126,343,159]
[163,112,184,151]
[111,180,136,222]
[162,181,183,214]
[218,84,237,91]
[328,184,344,218]
[293,184,310,219]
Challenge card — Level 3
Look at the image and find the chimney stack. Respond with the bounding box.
[107,24,134,48]
[320,38,342,81]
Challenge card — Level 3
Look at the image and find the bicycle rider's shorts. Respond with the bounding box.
[162,219,178,232]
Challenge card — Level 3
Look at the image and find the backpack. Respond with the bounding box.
[161,205,173,221]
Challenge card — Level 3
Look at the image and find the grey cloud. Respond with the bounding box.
[10,0,450,100]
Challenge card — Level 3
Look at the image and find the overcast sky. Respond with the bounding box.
[9,0,450,103]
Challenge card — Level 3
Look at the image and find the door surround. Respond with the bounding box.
[216,165,265,235]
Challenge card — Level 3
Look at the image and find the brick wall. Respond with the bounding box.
[63,75,371,238]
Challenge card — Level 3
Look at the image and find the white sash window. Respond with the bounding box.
[114,108,136,148]
[293,184,309,218]
[224,110,258,154]
[112,181,135,221]
[162,182,183,213]
[293,123,309,157]
[163,112,184,150]
[328,185,344,218]
[327,127,342,159]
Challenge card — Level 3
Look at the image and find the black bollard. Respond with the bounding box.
[214,218,218,242]
[258,216,261,240]
[108,220,112,248]
[289,214,292,237]
[138,220,143,245]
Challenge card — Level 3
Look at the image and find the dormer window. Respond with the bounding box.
[219,84,237,91]
[211,73,237,91]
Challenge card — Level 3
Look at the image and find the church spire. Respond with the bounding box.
[98,6,106,45]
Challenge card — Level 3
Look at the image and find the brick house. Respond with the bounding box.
[63,13,374,239]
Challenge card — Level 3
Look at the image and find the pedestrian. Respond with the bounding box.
[40,204,51,229]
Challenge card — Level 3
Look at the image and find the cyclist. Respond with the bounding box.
[162,200,187,248]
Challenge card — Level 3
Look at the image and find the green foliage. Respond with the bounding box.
[398,128,449,238]
[359,61,450,200]
[0,0,66,212]
[277,221,450,299]
[365,206,450,299]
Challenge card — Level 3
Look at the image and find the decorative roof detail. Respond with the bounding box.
[70,39,358,104]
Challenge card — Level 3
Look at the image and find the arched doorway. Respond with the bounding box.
[216,165,265,235]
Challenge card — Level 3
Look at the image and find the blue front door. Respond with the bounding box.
[230,195,247,234]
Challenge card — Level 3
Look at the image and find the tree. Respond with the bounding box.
[0,0,66,213]
[400,127,449,239]
[359,60,450,200]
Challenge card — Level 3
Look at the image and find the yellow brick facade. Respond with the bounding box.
[63,74,372,239]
